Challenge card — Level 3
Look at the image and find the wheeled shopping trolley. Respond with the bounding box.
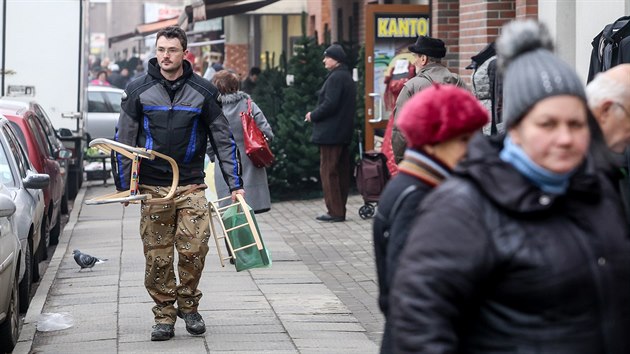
[355,150,390,219]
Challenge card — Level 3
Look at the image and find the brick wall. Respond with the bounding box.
[308,0,332,44]
[516,0,538,20]
[458,0,517,80]
[433,0,461,74]
[224,44,249,79]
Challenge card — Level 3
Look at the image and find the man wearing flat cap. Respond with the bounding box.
[391,36,466,163]
[305,43,357,222]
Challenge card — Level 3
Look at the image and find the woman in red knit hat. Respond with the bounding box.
[373,83,488,354]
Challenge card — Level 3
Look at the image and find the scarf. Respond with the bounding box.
[500,136,575,194]
[398,148,451,187]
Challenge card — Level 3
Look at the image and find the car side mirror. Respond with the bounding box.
[23,171,50,189]
[57,128,73,137]
[0,194,16,217]
[55,148,72,159]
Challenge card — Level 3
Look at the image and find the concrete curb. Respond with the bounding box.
[14,185,87,354]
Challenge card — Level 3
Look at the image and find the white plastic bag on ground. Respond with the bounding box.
[37,312,74,332]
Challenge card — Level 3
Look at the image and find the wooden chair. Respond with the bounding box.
[84,138,179,205]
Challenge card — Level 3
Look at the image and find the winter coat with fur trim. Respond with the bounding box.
[212,92,273,212]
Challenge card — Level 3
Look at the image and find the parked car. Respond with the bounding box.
[0,98,71,247]
[86,85,123,140]
[0,188,20,352]
[0,116,49,314]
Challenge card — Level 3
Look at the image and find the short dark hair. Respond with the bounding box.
[212,70,240,94]
[156,25,187,50]
[249,67,261,76]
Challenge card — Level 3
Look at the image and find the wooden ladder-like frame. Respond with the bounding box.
[208,194,263,267]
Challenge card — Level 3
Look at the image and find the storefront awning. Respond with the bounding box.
[202,0,280,19]
[109,17,180,46]
[108,0,280,47]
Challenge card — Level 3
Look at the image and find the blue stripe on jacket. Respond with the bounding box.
[173,106,202,113]
[230,135,242,189]
[143,105,170,111]
[143,116,153,150]
[183,118,199,163]
[114,130,127,189]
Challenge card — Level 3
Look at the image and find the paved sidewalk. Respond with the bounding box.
[14,183,381,353]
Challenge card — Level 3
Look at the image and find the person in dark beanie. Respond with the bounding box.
[241,66,261,94]
[305,44,356,222]
[390,19,630,353]
[373,84,488,354]
[390,35,467,164]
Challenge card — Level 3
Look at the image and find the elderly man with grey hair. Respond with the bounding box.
[587,64,630,153]
[586,63,630,222]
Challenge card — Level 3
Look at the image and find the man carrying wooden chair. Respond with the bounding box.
[112,26,245,342]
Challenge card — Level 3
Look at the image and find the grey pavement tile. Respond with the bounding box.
[49,284,118,296]
[300,348,377,354]
[293,338,378,351]
[277,313,359,323]
[45,293,117,307]
[205,324,286,334]
[27,339,118,353]
[33,327,117,345]
[282,321,365,332]
[119,336,207,353]
[210,351,298,354]
[206,338,296,351]
[53,274,119,286]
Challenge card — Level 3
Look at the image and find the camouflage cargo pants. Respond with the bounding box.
[139,184,211,325]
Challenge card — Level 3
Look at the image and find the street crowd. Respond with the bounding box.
[85,15,630,353]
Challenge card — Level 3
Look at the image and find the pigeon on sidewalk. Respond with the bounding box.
[73,249,108,271]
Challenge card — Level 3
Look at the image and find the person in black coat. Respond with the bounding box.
[373,84,488,354]
[305,44,356,222]
[389,20,630,354]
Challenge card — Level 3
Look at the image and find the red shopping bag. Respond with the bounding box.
[240,99,274,168]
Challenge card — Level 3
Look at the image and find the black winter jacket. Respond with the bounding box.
[310,64,356,145]
[390,134,630,354]
[114,58,242,190]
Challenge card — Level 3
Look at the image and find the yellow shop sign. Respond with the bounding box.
[376,17,429,38]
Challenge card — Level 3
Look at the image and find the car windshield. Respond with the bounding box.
[104,91,122,113]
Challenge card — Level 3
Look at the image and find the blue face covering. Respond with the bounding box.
[499,136,576,195]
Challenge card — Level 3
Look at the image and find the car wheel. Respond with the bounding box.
[50,211,61,245]
[0,269,20,351]
[39,216,49,261]
[67,170,79,200]
[18,241,32,313]
[61,191,69,215]
[39,224,48,261]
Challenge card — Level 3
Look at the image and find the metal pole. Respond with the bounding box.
[1,0,7,97]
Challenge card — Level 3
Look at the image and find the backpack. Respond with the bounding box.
[417,71,467,89]
[588,16,630,82]
[467,42,504,135]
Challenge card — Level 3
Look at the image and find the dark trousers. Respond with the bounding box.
[319,144,350,218]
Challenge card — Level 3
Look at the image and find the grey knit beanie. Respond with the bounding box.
[497,20,586,129]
